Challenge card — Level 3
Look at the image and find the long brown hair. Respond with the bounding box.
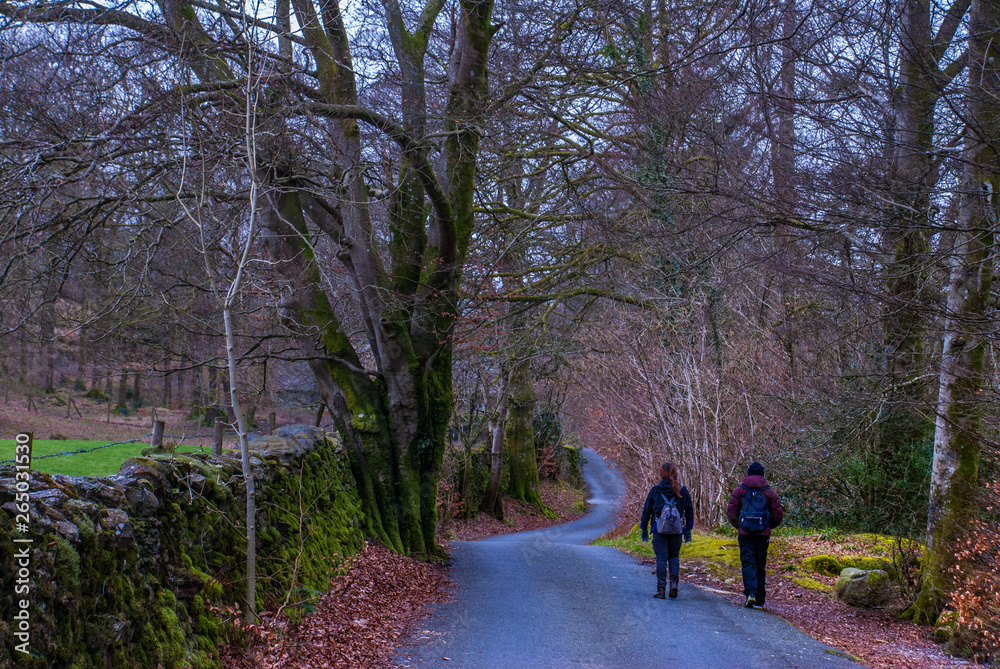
[660,462,682,497]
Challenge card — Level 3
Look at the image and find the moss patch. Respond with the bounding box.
[794,576,833,592]
[802,554,843,576]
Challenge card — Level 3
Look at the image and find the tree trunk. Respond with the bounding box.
[175,365,185,405]
[904,0,998,624]
[41,304,55,393]
[18,335,26,384]
[133,371,141,402]
[504,360,544,507]
[78,324,89,388]
[480,391,507,520]
[164,367,172,407]
[116,373,127,410]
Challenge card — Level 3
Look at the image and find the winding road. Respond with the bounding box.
[397,449,861,668]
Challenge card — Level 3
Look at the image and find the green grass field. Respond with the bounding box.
[0,439,218,477]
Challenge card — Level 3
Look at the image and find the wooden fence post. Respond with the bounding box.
[213,418,224,457]
[151,420,165,450]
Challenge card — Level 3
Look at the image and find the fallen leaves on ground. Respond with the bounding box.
[441,480,588,541]
[221,542,450,668]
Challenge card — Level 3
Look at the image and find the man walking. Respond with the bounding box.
[726,462,783,609]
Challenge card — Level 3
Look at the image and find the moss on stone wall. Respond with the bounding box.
[0,426,365,668]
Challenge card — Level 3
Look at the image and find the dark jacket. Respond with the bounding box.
[641,479,694,535]
[726,475,783,536]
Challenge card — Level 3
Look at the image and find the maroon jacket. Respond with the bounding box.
[726,475,783,536]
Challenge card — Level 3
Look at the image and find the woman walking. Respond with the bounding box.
[641,462,694,599]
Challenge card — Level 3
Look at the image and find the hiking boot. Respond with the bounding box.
[654,579,666,599]
[753,604,765,610]
[669,576,679,599]
[744,593,756,608]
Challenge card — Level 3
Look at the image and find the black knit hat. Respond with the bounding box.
[748,462,764,477]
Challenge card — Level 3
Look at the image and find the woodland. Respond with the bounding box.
[1,0,1000,657]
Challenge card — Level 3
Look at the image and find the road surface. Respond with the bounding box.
[397,449,860,668]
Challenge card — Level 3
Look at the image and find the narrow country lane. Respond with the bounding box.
[397,449,862,669]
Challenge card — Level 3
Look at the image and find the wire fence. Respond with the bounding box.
[0,428,267,465]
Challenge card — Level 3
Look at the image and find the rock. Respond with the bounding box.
[54,520,80,543]
[99,508,134,548]
[30,488,68,506]
[125,481,161,517]
[119,460,169,492]
[74,478,126,508]
[725,578,736,584]
[834,567,893,607]
[64,498,99,517]
[934,610,957,643]
[840,555,897,579]
[36,502,68,523]
[187,474,207,492]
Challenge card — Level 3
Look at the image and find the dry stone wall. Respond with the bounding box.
[0,425,366,668]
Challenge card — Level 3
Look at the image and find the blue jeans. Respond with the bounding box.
[651,532,683,582]
[738,534,770,603]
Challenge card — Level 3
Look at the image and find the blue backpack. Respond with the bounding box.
[739,485,771,532]
[654,493,684,534]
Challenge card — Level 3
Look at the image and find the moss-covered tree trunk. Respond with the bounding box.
[504,360,543,507]
[253,0,495,559]
[903,0,998,624]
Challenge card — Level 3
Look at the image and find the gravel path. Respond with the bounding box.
[397,449,862,669]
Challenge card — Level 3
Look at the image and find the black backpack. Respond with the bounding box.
[738,484,771,533]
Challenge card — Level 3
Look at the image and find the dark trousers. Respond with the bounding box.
[651,532,683,582]
[738,534,769,602]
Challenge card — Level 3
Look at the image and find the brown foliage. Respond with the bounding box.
[948,482,1000,661]
[221,542,449,668]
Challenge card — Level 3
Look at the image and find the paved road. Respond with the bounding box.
[397,449,861,668]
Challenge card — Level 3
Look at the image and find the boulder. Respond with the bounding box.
[834,567,893,607]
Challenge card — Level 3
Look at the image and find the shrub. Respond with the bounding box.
[85,388,107,401]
